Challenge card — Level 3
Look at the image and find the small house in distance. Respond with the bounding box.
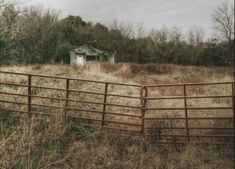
[70,45,115,65]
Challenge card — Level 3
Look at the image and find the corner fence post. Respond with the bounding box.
[183,85,190,142]
[65,79,70,122]
[140,87,148,136]
[28,75,32,117]
[102,83,108,127]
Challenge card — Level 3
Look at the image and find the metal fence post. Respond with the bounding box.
[183,85,190,142]
[140,87,148,136]
[102,83,108,127]
[28,75,32,117]
[65,79,70,122]
[232,82,235,128]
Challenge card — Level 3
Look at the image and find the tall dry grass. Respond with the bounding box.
[1,63,233,84]
[0,63,234,168]
[0,113,234,169]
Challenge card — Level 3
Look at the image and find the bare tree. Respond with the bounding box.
[149,26,169,43]
[110,19,134,38]
[212,3,234,44]
[187,25,204,46]
[212,2,234,65]
[169,27,182,45]
[136,23,145,38]
[1,1,22,31]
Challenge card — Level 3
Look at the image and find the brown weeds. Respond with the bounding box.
[0,63,234,168]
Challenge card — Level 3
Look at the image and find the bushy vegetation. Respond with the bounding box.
[0,2,234,66]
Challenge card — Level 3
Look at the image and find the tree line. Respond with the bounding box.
[0,1,234,66]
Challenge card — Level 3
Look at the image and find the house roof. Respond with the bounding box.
[72,45,103,56]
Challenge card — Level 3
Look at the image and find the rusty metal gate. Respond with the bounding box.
[0,71,234,144]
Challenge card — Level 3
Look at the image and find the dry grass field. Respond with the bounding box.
[0,63,234,169]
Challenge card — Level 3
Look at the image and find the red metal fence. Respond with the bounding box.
[0,71,234,144]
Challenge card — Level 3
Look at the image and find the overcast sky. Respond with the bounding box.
[17,0,234,38]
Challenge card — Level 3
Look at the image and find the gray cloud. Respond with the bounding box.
[21,0,234,38]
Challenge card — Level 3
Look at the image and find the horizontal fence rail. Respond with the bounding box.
[0,70,234,145]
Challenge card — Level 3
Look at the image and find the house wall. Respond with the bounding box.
[76,54,86,65]
[70,52,85,65]
[70,51,115,65]
[108,54,115,64]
